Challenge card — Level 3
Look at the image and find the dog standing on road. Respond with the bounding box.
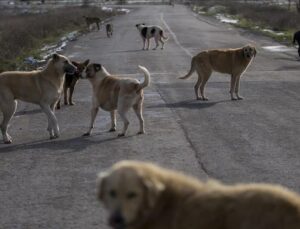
[82,64,150,137]
[293,30,300,57]
[136,23,168,50]
[98,160,300,229]
[57,59,89,109]
[0,54,76,144]
[179,45,256,100]
[106,24,113,38]
[83,16,101,30]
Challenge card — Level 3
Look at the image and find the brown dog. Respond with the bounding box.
[83,16,101,30]
[98,160,300,229]
[82,64,150,137]
[56,59,89,109]
[0,54,76,143]
[179,45,256,100]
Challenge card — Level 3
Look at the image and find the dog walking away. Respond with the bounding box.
[83,16,101,30]
[0,54,76,144]
[57,59,89,109]
[179,45,256,101]
[82,64,150,137]
[106,24,113,38]
[136,23,168,50]
[293,30,300,57]
[98,160,300,229]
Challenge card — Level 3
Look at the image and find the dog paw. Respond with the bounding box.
[108,128,116,132]
[202,97,209,101]
[70,102,75,105]
[137,131,145,135]
[237,96,244,100]
[231,97,238,101]
[117,133,125,137]
[4,139,12,144]
[82,132,91,137]
[50,135,59,140]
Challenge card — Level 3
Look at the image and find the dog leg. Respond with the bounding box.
[47,102,57,137]
[159,37,165,50]
[83,107,99,136]
[153,38,159,50]
[199,71,211,101]
[234,75,244,100]
[69,86,75,105]
[109,110,116,132]
[117,101,130,137]
[133,102,145,135]
[0,100,17,144]
[64,87,68,105]
[230,75,238,100]
[142,39,146,50]
[146,38,150,50]
[40,103,60,139]
[194,76,203,100]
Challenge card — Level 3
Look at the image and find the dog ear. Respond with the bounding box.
[83,59,90,66]
[52,53,60,62]
[142,177,165,208]
[93,63,102,72]
[97,171,109,201]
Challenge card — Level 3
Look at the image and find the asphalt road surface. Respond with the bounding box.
[0,4,299,229]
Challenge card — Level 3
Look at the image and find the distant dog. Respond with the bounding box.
[179,45,256,100]
[98,160,300,229]
[83,16,101,30]
[135,23,168,50]
[82,64,150,137]
[106,24,113,38]
[56,59,89,109]
[0,54,76,143]
[293,30,300,57]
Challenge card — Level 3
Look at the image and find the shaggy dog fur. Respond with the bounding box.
[98,160,300,229]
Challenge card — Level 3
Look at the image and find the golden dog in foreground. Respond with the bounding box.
[180,45,256,101]
[98,161,300,229]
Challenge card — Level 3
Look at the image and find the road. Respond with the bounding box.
[0,4,299,229]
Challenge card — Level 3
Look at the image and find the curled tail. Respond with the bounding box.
[179,57,196,79]
[137,65,150,91]
[159,30,169,41]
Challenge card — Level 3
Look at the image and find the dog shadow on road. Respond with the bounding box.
[147,99,229,110]
[0,133,132,154]
[111,49,145,53]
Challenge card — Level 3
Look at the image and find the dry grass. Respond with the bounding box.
[0,7,117,72]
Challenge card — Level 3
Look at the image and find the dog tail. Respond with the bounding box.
[137,65,150,91]
[178,56,196,79]
[160,30,169,41]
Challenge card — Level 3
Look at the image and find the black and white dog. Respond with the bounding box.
[136,23,168,50]
[293,30,300,57]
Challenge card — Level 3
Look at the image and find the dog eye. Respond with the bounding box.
[127,192,137,199]
[109,190,117,198]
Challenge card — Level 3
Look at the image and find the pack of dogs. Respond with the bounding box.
[1,15,300,229]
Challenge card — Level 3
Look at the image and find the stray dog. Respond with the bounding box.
[82,64,150,137]
[98,160,300,229]
[83,16,101,30]
[179,45,256,100]
[0,54,76,144]
[57,59,89,109]
[135,23,168,50]
[293,30,300,57]
[106,24,113,38]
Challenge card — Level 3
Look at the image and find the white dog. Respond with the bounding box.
[136,23,168,50]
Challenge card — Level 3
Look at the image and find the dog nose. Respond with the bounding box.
[109,211,125,226]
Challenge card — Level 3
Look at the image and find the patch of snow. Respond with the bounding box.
[216,14,238,24]
[117,8,130,14]
[262,45,295,52]
[262,29,285,36]
[102,6,113,12]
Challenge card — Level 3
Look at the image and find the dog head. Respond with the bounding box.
[98,161,165,229]
[135,23,146,29]
[82,63,102,79]
[243,45,257,59]
[51,53,77,75]
[70,59,90,78]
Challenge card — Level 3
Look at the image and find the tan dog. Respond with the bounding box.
[179,45,256,100]
[98,160,300,229]
[82,64,150,137]
[0,54,77,144]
